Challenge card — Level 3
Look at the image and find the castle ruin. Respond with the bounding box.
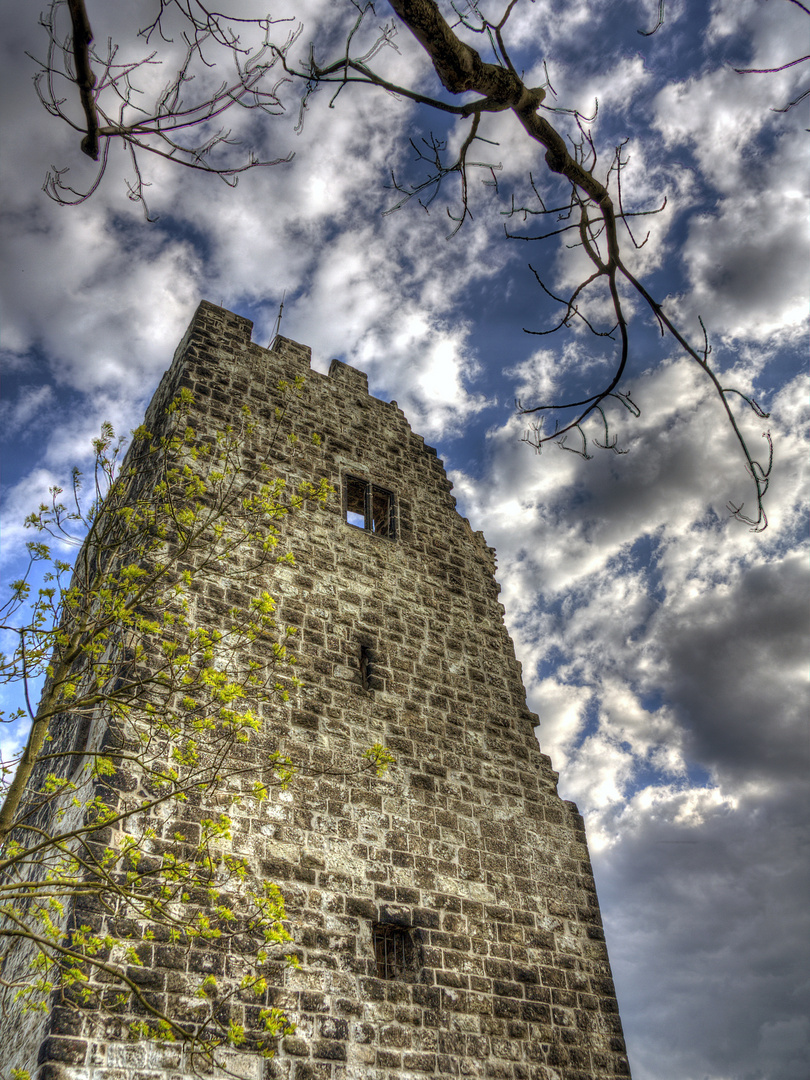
[4,301,630,1080]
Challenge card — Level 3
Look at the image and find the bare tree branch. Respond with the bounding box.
[31,0,791,528]
[732,0,809,116]
[30,0,298,216]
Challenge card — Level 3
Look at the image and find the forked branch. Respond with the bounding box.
[32,0,297,216]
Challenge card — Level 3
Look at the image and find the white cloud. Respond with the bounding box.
[449,352,809,853]
[0,384,54,431]
[448,345,809,1076]
[651,3,809,344]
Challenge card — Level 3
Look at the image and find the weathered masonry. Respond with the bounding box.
[8,301,630,1079]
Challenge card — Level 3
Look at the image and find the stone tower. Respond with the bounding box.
[6,301,630,1080]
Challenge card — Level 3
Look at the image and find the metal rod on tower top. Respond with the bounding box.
[270,290,286,345]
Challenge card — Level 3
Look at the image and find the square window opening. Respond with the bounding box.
[344,476,396,539]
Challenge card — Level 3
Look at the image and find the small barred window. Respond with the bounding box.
[372,924,415,980]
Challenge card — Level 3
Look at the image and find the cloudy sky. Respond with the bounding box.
[1,1,808,1077]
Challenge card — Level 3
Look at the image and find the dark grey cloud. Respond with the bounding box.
[596,781,810,1080]
[662,552,810,781]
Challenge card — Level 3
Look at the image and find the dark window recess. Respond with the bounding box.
[358,641,386,693]
[372,924,417,980]
[345,476,395,538]
[359,643,372,690]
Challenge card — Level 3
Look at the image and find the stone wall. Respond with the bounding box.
[16,301,630,1080]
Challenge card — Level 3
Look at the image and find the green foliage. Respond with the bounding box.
[0,383,367,1067]
[363,743,396,777]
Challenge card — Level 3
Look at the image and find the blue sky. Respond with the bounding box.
[1,2,808,1078]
